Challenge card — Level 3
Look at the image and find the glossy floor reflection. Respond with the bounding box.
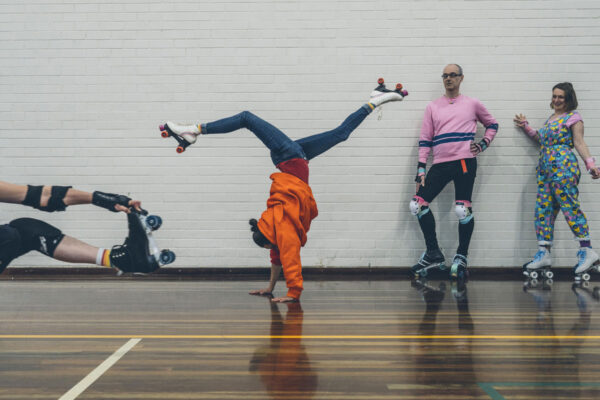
[0,278,599,399]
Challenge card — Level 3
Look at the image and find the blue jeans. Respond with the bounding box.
[203,105,372,165]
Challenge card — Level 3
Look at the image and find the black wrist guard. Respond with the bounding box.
[22,185,71,212]
[476,138,490,153]
[414,162,426,183]
[92,191,131,212]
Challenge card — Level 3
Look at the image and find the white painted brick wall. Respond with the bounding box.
[0,0,599,268]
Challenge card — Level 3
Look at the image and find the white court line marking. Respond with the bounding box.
[58,338,141,400]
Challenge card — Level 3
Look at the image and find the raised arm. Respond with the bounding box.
[514,113,540,143]
[0,180,141,213]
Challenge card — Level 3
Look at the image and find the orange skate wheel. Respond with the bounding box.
[378,78,384,85]
[161,131,169,138]
[176,146,185,153]
[396,83,403,90]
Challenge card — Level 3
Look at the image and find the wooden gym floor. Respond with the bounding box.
[0,277,599,399]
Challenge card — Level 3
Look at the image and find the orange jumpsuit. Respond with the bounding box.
[257,172,318,299]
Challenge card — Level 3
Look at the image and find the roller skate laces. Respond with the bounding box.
[370,78,408,120]
[160,122,201,153]
[522,249,552,280]
[450,254,468,280]
[109,208,175,274]
[411,248,446,278]
[574,247,600,282]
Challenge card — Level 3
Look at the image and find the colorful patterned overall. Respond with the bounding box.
[535,112,589,244]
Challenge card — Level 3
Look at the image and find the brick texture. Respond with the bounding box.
[0,0,599,268]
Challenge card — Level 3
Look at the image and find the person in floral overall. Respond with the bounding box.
[515,82,600,280]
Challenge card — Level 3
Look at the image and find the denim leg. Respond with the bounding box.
[295,106,371,161]
[204,111,305,165]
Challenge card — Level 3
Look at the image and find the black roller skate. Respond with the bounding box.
[449,254,469,281]
[573,247,600,283]
[110,208,176,274]
[411,248,446,278]
[159,122,201,154]
[522,248,553,281]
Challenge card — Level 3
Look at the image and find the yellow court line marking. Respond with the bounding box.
[1,335,600,340]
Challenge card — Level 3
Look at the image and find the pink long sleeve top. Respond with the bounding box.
[418,95,498,165]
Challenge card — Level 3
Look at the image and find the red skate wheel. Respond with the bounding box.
[396,83,403,90]
[159,124,165,131]
[377,78,384,85]
[161,131,169,138]
[176,146,185,153]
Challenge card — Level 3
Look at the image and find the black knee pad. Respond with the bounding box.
[9,218,65,257]
[0,225,23,272]
[22,185,71,212]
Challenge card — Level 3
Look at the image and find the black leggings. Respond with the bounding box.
[415,158,477,256]
[417,158,477,202]
[0,218,65,272]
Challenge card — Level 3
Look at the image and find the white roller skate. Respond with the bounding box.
[159,122,201,153]
[450,254,468,280]
[369,78,408,119]
[411,248,446,278]
[573,247,600,283]
[523,248,553,281]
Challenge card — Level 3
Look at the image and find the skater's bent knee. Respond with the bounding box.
[410,196,430,218]
[0,225,22,272]
[239,110,257,122]
[9,218,65,256]
[455,200,473,224]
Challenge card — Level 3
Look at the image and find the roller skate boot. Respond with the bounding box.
[573,247,600,283]
[522,248,553,280]
[369,78,408,108]
[449,254,469,280]
[411,248,446,278]
[159,122,201,153]
[110,208,176,274]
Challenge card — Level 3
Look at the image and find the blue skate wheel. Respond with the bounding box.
[146,215,163,230]
[160,250,176,265]
[419,269,428,278]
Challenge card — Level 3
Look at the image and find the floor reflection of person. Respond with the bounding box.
[249,301,317,399]
[521,280,600,397]
[523,278,556,333]
[409,279,478,396]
